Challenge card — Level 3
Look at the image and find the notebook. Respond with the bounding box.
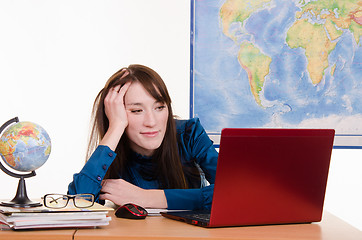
[161,128,335,227]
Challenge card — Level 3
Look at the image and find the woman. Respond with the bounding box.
[68,64,218,210]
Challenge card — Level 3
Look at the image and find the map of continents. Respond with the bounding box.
[192,0,362,137]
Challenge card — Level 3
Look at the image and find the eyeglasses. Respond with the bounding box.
[42,193,95,209]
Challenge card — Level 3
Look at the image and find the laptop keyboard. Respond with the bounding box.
[184,212,210,222]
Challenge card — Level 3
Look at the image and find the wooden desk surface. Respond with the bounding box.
[74,211,361,240]
[1,212,360,240]
[0,228,75,240]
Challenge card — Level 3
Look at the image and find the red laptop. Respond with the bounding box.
[161,128,335,227]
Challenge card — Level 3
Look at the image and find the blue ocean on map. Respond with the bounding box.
[192,0,362,138]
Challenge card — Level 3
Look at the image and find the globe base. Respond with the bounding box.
[0,176,42,208]
[0,200,41,208]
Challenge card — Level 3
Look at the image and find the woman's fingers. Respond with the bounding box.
[119,82,131,97]
[105,82,132,118]
[106,82,131,104]
[113,84,121,93]
[106,85,121,100]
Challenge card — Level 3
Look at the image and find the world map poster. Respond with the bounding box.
[191,0,362,148]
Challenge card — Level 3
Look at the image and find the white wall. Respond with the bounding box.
[325,149,362,230]
[0,0,361,231]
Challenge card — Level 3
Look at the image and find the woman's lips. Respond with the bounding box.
[141,131,159,137]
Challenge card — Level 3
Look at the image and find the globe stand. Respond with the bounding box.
[0,176,42,208]
[0,117,42,208]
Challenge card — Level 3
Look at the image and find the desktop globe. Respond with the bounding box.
[0,117,51,207]
[0,121,51,172]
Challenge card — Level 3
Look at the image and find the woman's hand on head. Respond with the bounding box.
[100,82,132,150]
[104,82,132,131]
[99,179,167,209]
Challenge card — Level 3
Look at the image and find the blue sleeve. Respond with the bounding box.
[164,184,214,210]
[67,145,115,202]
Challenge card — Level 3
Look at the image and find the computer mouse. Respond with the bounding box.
[115,203,148,219]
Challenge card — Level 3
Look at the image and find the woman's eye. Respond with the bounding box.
[130,109,143,113]
[156,105,166,111]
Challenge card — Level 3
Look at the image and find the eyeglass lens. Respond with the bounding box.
[74,194,94,208]
[44,194,68,208]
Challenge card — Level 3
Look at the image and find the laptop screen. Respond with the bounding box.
[209,128,335,227]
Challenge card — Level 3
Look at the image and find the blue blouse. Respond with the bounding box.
[67,118,218,210]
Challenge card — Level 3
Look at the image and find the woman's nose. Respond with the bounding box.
[144,111,156,127]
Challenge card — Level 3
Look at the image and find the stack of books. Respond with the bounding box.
[0,201,113,230]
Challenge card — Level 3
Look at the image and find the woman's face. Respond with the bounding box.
[124,81,169,156]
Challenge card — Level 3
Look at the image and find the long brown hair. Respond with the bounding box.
[87,64,188,189]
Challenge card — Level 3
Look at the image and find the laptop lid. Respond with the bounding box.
[208,128,335,227]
